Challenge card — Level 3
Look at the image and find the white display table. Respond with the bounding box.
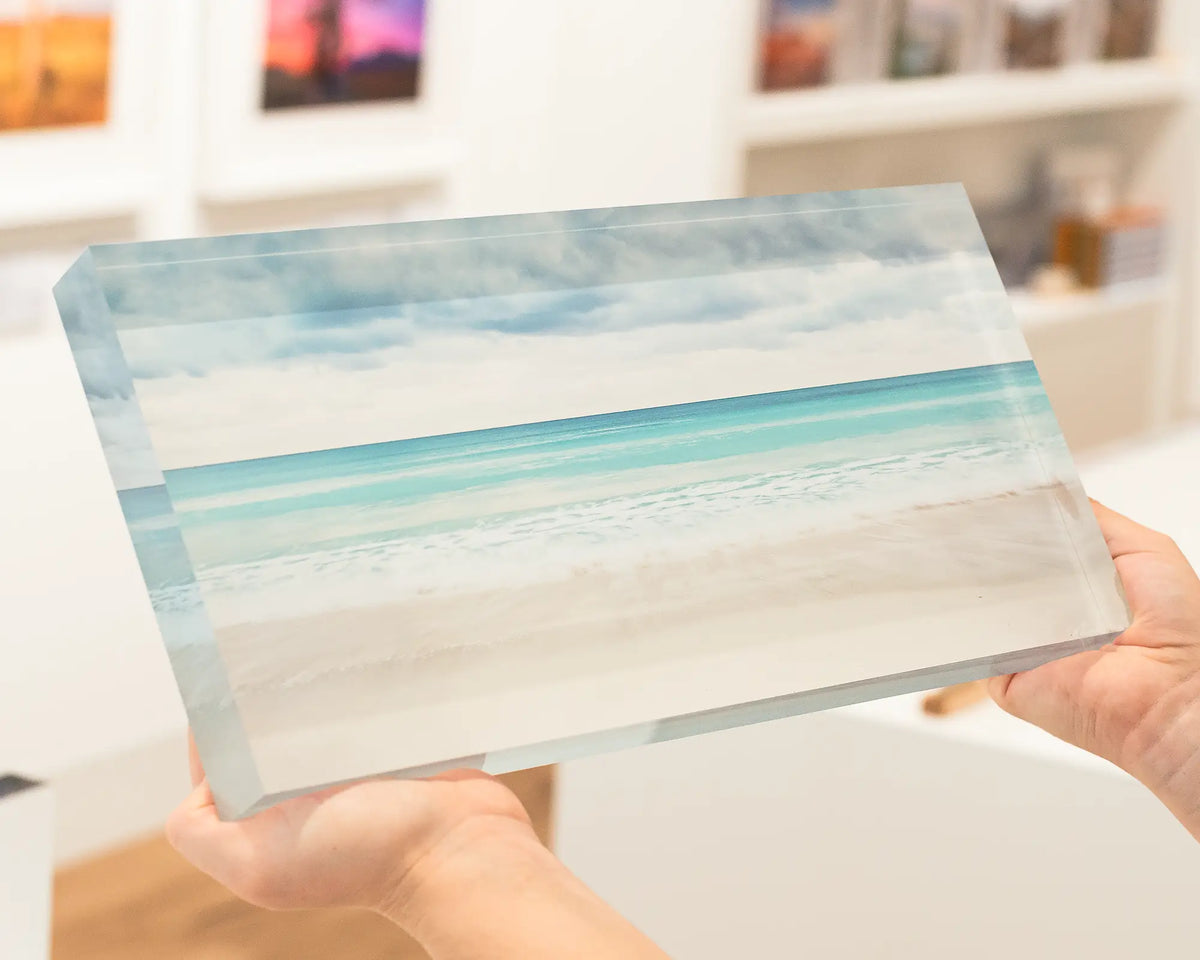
[0,776,53,960]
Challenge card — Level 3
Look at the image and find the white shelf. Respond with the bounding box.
[743,61,1190,148]
[0,128,156,231]
[199,137,461,205]
[0,171,149,231]
[1009,279,1170,331]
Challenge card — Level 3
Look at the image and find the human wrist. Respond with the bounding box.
[377,812,548,936]
[1122,672,1200,840]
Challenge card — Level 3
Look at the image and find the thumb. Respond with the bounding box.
[187,730,204,788]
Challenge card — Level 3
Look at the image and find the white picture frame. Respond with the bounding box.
[0,0,163,229]
[199,0,464,204]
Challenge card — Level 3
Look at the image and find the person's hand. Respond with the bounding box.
[167,737,536,915]
[990,501,1200,839]
[167,742,670,959]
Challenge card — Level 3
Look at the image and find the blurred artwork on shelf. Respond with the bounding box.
[1062,0,1107,63]
[975,164,1055,288]
[1003,0,1068,68]
[890,0,967,78]
[0,0,112,132]
[1044,142,1166,288]
[1102,0,1157,60]
[262,0,425,111]
[1047,143,1120,219]
[1055,207,1165,287]
[957,0,1006,72]
[759,0,840,90]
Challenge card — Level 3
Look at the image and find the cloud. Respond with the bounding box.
[118,246,1002,382]
[68,185,1021,471]
[126,251,1027,469]
[121,312,416,380]
[87,395,162,490]
[94,185,984,331]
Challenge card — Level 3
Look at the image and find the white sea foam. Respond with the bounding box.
[194,430,1066,628]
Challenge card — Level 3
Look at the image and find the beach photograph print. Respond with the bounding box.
[262,0,424,111]
[57,186,1128,815]
[0,0,111,131]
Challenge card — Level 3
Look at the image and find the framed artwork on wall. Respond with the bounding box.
[260,0,425,112]
[0,0,161,230]
[0,0,112,133]
[200,0,459,204]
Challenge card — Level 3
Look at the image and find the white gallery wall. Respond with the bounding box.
[0,0,764,862]
[0,0,1197,869]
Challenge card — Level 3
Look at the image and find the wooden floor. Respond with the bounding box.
[52,767,555,960]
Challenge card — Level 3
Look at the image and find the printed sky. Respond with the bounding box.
[69,186,1031,477]
[264,0,425,74]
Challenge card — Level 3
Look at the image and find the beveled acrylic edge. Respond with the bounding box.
[228,631,1120,821]
[53,252,267,819]
[88,184,988,332]
[84,183,972,270]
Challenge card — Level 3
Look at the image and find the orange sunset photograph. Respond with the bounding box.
[0,0,111,132]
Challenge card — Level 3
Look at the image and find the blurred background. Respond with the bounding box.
[1,1,1199,957]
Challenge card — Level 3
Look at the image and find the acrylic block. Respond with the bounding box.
[55,184,1129,819]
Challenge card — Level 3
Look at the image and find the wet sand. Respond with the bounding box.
[211,485,1127,794]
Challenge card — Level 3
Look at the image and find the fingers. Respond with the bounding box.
[1090,500,1176,560]
[172,733,231,881]
[427,768,499,785]
[165,779,218,861]
[165,780,255,892]
[986,672,1015,711]
[188,730,204,788]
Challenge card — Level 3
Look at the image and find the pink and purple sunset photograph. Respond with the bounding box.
[262,0,425,110]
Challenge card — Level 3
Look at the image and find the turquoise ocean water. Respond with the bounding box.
[121,360,1064,627]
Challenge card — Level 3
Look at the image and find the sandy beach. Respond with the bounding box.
[207,485,1127,795]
